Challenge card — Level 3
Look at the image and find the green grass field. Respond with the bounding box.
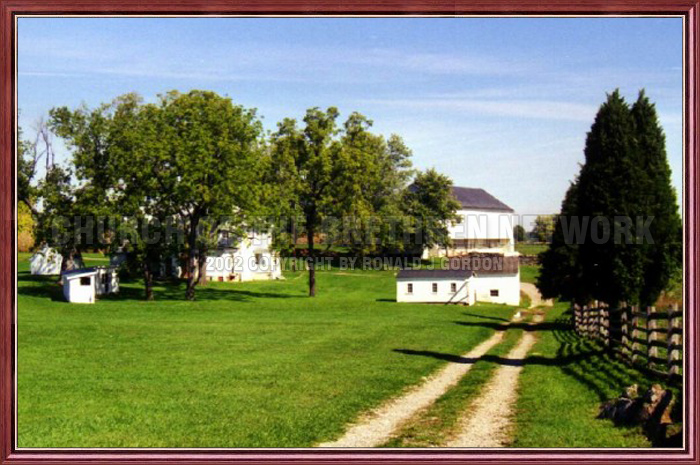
[520,264,540,285]
[514,243,548,256]
[512,304,668,448]
[17,255,516,448]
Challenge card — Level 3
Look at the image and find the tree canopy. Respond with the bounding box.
[539,90,682,307]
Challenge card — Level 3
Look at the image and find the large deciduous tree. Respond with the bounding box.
[335,114,414,255]
[403,169,460,255]
[49,95,141,278]
[144,90,266,301]
[270,107,342,297]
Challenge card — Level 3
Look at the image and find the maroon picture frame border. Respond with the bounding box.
[0,1,698,464]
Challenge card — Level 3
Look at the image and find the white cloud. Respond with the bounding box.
[359,97,598,122]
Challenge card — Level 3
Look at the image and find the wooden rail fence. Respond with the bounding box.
[572,303,683,379]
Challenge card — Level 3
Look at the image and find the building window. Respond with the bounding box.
[407,283,413,294]
[490,289,499,297]
[432,283,438,293]
[451,282,457,293]
[255,253,263,265]
[80,277,91,286]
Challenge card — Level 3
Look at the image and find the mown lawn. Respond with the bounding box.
[514,243,547,256]
[512,304,666,448]
[519,265,540,285]
[17,256,516,448]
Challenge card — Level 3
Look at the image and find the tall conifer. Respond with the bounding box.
[631,91,683,306]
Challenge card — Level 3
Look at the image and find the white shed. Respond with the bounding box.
[396,269,475,305]
[62,266,120,304]
[29,246,63,275]
[94,266,120,295]
[62,269,98,304]
[396,254,521,306]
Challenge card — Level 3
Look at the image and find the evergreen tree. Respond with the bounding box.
[537,179,590,304]
[577,89,646,306]
[541,89,681,307]
[631,91,683,306]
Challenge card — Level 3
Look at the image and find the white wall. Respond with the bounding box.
[471,273,521,306]
[63,275,96,304]
[421,209,516,258]
[206,232,282,282]
[396,277,473,304]
[30,247,63,275]
[448,209,515,243]
[94,268,119,295]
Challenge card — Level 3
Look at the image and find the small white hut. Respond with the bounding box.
[29,246,63,275]
[62,266,119,304]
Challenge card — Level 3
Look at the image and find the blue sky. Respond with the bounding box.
[17,17,684,217]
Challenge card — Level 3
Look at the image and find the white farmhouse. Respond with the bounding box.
[204,231,282,282]
[62,266,119,304]
[423,186,516,258]
[115,229,283,283]
[404,186,520,306]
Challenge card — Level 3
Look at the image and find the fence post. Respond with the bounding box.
[668,303,682,376]
[647,306,657,368]
[603,304,610,347]
[631,305,639,363]
[593,301,599,340]
[621,305,629,357]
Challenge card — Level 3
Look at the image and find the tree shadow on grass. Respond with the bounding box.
[18,271,299,303]
[397,311,671,403]
[453,320,567,333]
[461,311,511,322]
[395,311,682,447]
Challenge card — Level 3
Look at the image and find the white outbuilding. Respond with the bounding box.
[396,269,476,305]
[396,254,521,306]
[29,246,63,275]
[62,266,119,304]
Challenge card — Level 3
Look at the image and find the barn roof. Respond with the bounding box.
[396,269,473,279]
[447,253,520,275]
[62,268,98,279]
[451,186,514,212]
[62,266,118,279]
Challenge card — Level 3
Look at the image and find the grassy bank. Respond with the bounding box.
[511,304,657,447]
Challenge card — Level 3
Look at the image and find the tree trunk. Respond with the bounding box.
[185,220,199,301]
[143,261,154,301]
[198,245,208,286]
[58,247,79,285]
[308,223,316,297]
